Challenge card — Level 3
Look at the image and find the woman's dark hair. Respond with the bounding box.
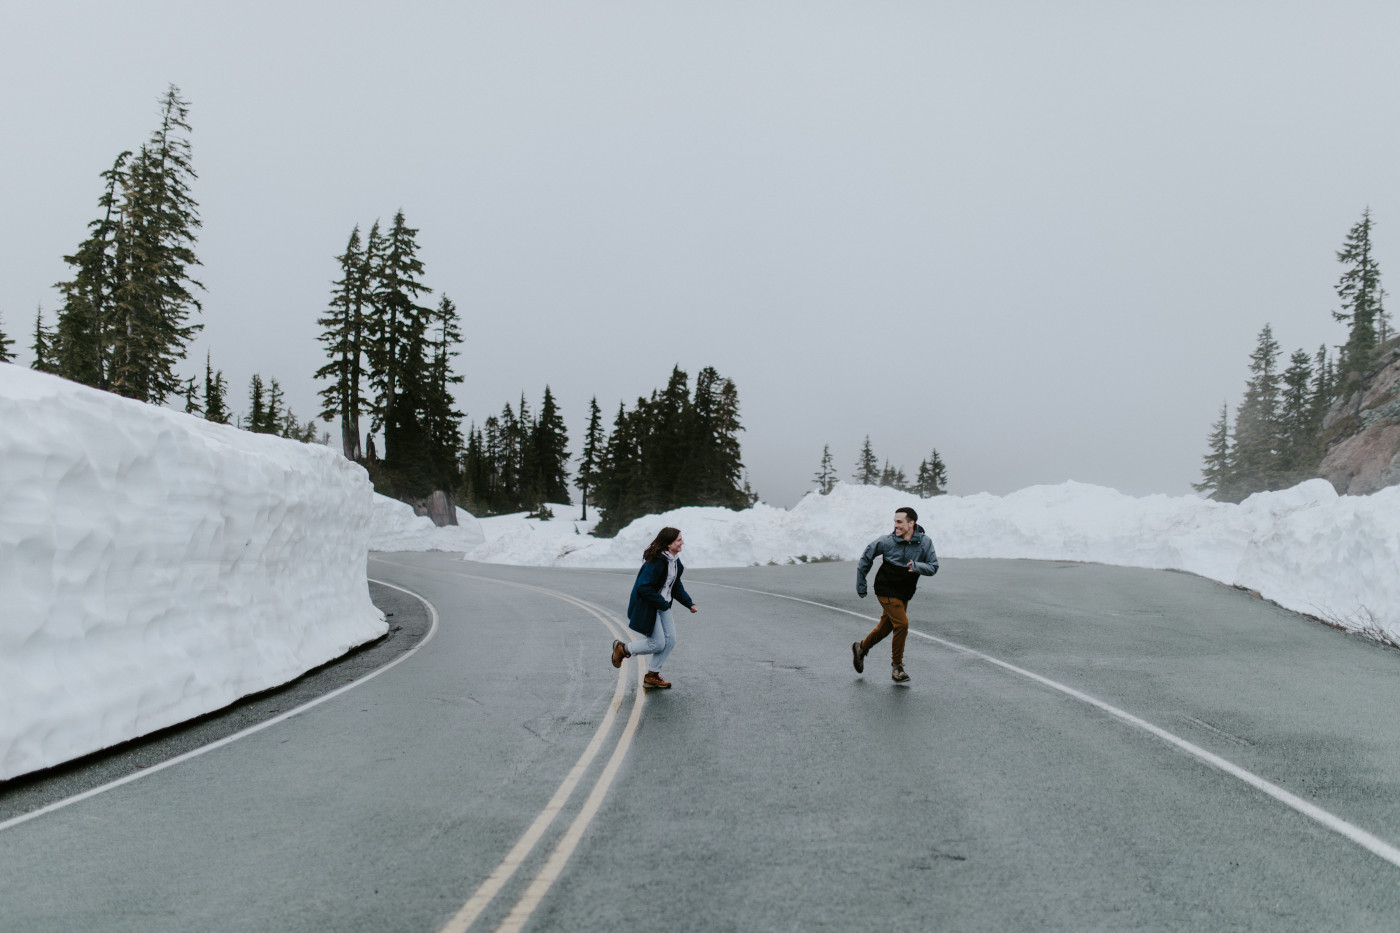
[643,527,682,562]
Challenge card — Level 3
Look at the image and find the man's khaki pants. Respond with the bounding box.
[861,596,909,665]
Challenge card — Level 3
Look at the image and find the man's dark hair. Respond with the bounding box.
[897,506,918,523]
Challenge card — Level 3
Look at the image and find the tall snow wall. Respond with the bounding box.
[0,366,386,781]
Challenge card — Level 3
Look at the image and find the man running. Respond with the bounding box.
[853,506,939,683]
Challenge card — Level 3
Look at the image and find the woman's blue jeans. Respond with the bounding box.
[626,608,676,672]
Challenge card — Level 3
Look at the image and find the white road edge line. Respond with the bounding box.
[694,580,1400,870]
[0,577,439,835]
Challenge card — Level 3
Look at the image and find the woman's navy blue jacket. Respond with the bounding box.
[627,556,694,636]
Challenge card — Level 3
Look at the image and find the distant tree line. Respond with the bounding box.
[1196,208,1394,501]
[14,87,757,531]
[812,438,947,497]
[459,387,571,517]
[456,366,752,536]
[581,366,753,536]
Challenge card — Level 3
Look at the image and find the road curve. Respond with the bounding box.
[3,554,1400,932]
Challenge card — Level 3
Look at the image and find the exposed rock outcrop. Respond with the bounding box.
[409,489,459,527]
[1318,344,1400,494]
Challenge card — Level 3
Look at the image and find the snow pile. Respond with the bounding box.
[368,495,485,551]
[460,481,1400,641]
[0,366,386,781]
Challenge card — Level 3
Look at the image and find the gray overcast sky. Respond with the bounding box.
[5,1,1399,507]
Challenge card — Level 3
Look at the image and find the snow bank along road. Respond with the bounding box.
[4,554,1400,931]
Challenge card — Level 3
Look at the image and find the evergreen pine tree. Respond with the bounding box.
[265,378,285,434]
[183,375,201,415]
[316,225,372,461]
[1193,402,1235,500]
[915,449,948,496]
[814,444,837,494]
[576,396,605,520]
[515,392,542,508]
[53,151,130,390]
[203,352,230,424]
[481,415,506,509]
[279,406,322,443]
[1231,324,1284,496]
[854,436,879,485]
[496,402,523,510]
[1309,344,1333,432]
[593,402,648,537]
[0,310,14,363]
[533,386,572,505]
[366,210,434,480]
[246,374,266,432]
[109,85,204,404]
[31,306,58,374]
[648,367,693,510]
[1332,208,1385,396]
[1277,348,1319,485]
[459,424,488,514]
[707,373,749,508]
[421,294,465,490]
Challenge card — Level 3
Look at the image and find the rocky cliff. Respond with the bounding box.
[1318,342,1400,494]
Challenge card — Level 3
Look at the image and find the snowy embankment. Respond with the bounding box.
[0,367,385,782]
[421,481,1400,643]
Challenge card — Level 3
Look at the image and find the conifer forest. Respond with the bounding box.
[45,84,1390,524]
[13,85,789,535]
[1196,208,1397,502]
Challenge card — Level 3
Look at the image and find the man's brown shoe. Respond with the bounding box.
[611,639,630,669]
[891,663,910,684]
[643,671,671,689]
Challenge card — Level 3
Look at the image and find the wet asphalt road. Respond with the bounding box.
[4,553,1400,931]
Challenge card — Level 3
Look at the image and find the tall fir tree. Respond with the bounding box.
[593,401,648,536]
[366,210,434,483]
[532,386,572,505]
[31,306,58,374]
[420,294,465,490]
[108,85,204,404]
[1193,402,1235,500]
[1277,348,1319,485]
[1309,344,1334,432]
[53,151,130,390]
[246,374,266,432]
[316,224,373,461]
[0,310,14,363]
[854,436,879,485]
[879,460,910,490]
[915,449,948,497]
[182,375,201,415]
[697,368,749,509]
[646,366,693,511]
[1332,208,1385,396]
[460,424,488,513]
[575,396,605,520]
[1231,324,1283,497]
[814,444,837,495]
[265,379,285,434]
[203,352,231,424]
